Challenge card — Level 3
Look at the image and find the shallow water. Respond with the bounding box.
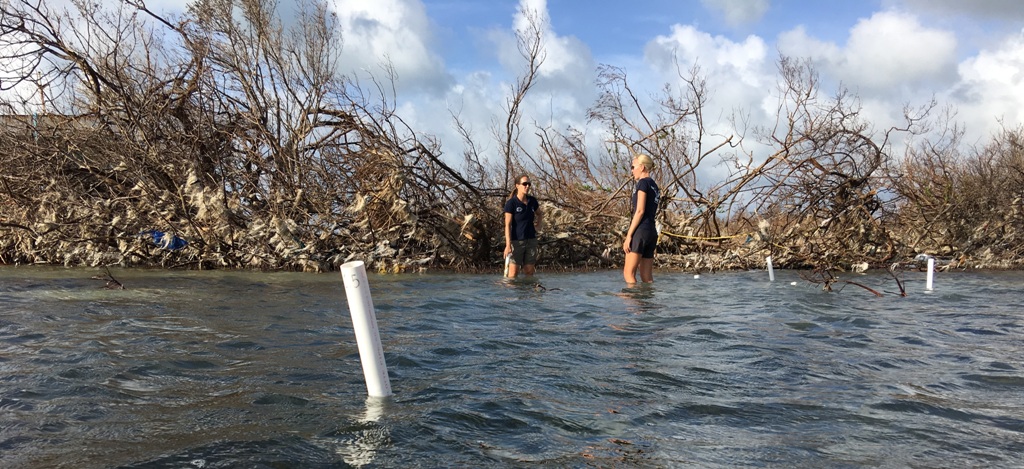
[1,266,1023,468]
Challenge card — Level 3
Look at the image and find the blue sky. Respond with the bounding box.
[416,0,1023,63]
[18,0,1024,167]
[320,0,1024,164]
[422,0,878,64]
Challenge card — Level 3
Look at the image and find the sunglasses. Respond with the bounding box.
[518,181,531,186]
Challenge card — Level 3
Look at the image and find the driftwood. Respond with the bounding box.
[91,266,124,289]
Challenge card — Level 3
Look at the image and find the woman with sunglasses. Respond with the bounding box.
[623,154,660,284]
[503,175,542,278]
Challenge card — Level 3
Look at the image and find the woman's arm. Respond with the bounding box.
[504,212,514,257]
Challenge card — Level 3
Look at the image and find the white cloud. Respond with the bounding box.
[11,0,1019,171]
[644,24,771,133]
[776,26,841,63]
[488,0,594,86]
[841,11,958,92]
[427,0,598,162]
[949,31,1024,139]
[646,25,769,85]
[779,11,959,94]
[700,0,770,28]
[332,0,452,94]
[774,9,1021,152]
[640,25,773,180]
[514,0,593,82]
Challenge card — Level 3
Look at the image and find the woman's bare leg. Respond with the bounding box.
[639,258,654,283]
[623,252,641,283]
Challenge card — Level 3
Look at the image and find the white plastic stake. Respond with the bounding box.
[926,257,934,291]
[767,256,775,282]
[341,261,392,397]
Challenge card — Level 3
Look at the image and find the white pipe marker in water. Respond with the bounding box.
[341,261,392,397]
[926,257,934,291]
[767,256,775,282]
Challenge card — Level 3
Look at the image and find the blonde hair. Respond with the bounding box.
[633,154,655,172]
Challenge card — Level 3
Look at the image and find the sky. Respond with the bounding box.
[327,0,1024,165]
[23,0,1024,167]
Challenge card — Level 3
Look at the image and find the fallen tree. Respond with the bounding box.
[2,1,1022,273]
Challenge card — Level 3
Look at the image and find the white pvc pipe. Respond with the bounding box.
[341,261,392,397]
[926,257,934,291]
[766,256,775,282]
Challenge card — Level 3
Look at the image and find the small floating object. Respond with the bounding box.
[140,230,188,251]
[790,281,797,286]
[694,274,700,279]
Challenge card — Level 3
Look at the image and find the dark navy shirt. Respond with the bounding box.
[631,177,660,230]
[503,195,539,240]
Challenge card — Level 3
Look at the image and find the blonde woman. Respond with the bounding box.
[503,175,542,277]
[623,154,660,283]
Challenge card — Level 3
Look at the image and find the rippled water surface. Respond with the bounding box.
[1,266,1023,468]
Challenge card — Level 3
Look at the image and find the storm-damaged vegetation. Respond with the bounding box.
[2,0,1022,274]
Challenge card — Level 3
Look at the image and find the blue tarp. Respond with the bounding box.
[140,230,188,251]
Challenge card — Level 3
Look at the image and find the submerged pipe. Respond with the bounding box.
[341,261,392,397]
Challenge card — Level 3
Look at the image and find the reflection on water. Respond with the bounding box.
[313,397,391,468]
[2,266,1024,467]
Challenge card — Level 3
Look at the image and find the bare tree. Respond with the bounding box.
[736,57,933,269]
[0,0,487,271]
[891,122,1024,266]
[586,61,737,270]
[3,2,1022,273]
[499,6,546,188]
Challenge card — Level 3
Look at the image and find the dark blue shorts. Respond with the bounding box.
[630,227,658,259]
